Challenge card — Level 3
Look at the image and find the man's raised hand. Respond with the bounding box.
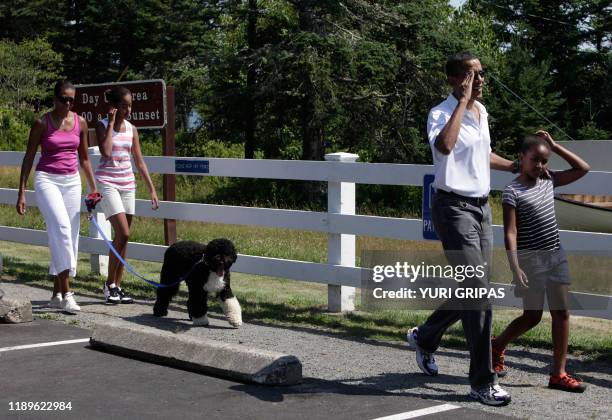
[459,71,474,102]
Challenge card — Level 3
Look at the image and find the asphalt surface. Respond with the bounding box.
[0,320,507,420]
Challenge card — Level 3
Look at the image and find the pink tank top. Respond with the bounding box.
[36,112,81,175]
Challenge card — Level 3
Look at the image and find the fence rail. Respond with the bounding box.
[2,151,612,194]
[1,150,611,318]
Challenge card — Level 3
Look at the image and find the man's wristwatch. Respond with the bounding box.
[511,159,520,174]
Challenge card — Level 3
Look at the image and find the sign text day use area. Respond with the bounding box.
[73,80,167,129]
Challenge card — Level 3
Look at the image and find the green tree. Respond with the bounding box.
[470,0,611,139]
[0,38,60,151]
[0,107,32,151]
[1,1,219,130]
[485,46,564,157]
[0,38,62,109]
[0,0,66,42]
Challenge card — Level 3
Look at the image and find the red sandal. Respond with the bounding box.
[491,337,507,377]
[549,373,587,393]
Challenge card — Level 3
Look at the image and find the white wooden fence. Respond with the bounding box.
[1,150,611,318]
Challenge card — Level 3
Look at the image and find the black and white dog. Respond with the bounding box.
[153,239,241,327]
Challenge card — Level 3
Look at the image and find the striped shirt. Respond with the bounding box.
[95,118,136,190]
[502,175,560,251]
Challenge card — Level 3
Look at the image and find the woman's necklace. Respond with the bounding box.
[50,111,70,130]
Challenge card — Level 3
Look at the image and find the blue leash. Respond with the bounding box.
[89,214,201,289]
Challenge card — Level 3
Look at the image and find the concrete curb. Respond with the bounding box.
[89,319,302,385]
[0,293,33,324]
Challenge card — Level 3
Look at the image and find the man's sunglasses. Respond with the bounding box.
[56,95,75,104]
[469,70,486,78]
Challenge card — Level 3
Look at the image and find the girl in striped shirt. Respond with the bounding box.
[492,131,590,392]
[95,86,159,305]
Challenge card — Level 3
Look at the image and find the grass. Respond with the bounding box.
[1,241,611,362]
[35,313,61,321]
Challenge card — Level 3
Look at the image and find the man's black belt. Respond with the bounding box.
[435,189,489,206]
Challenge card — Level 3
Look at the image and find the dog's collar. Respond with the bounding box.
[178,255,207,282]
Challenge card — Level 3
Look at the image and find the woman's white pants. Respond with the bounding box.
[34,171,82,277]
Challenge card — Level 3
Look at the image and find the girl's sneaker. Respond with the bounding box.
[49,293,62,309]
[117,288,133,304]
[103,283,121,304]
[61,292,81,314]
[549,374,587,393]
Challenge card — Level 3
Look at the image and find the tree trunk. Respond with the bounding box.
[301,93,324,161]
[301,90,325,204]
[296,3,326,202]
[244,0,258,159]
[297,4,324,162]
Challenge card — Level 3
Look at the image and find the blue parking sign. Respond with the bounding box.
[175,159,210,174]
[422,174,438,240]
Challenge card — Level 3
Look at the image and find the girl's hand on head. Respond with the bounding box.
[536,130,556,148]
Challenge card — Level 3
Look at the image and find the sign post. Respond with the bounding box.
[422,174,438,240]
[161,86,177,246]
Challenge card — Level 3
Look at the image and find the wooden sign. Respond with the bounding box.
[73,80,167,129]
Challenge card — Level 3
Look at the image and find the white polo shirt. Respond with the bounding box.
[427,94,491,197]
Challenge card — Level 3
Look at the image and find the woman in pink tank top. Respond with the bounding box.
[95,85,159,304]
[16,80,97,313]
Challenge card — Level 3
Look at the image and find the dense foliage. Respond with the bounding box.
[1,1,609,210]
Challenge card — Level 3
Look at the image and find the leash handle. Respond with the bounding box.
[85,192,102,213]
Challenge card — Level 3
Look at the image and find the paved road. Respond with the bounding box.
[0,319,508,420]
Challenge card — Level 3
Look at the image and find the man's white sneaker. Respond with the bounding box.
[469,384,511,406]
[61,292,81,314]
[49,293,62,309]
[406,327,438,376]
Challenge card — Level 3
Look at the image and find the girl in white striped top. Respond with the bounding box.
[492,131,590,392]
[95,86,159,305]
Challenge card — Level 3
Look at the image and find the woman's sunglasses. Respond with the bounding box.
[56,95,75,104]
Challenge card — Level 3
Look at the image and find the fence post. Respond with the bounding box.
[325,152,359,312]
[88,147,111,276]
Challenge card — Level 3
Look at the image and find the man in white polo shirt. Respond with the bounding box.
[406,52,517,406]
